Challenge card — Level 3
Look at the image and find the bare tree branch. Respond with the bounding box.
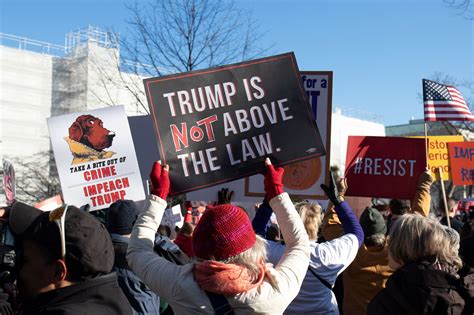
[88,0,272,113]
[121,0,270,73]
[444,0,474,19]
[8,150,61,204]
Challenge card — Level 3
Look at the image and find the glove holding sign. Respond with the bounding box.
[321,171,344,206]
[150,161,170,200]
[264,158,285,200]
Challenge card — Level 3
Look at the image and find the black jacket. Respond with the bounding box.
[367,262,474,315]
[23,273,132,315]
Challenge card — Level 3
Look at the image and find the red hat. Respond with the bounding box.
[192,204,256,261]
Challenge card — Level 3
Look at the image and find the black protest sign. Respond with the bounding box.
[144,52,325,195]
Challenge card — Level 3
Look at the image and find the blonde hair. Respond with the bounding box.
[295,202,322,241]
[223,235,267,281]
[388,213,462,271]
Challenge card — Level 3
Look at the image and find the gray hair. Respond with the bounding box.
[388,213,462,271]
[222,235,267,281]
[364,233,387,247]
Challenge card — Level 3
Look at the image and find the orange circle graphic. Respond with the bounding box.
[282,157,322,190]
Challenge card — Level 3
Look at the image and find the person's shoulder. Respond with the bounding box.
[318,233,358,253]
[452,217,464,229]
[311,235,358,268]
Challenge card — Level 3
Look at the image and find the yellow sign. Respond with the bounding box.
[411,135,464,180]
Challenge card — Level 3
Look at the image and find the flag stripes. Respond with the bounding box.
[422,79,474,121]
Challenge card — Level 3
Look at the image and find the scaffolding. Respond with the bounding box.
[0,26,163,76]
[0,32,65,56]
[65,26,118,55]
[0,26,118,57]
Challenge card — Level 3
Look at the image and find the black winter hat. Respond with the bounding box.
[10,202,114,280]
[105,199,137,235]
[359,207,387,237]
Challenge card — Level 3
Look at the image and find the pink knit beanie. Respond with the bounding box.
[192,204,256,261]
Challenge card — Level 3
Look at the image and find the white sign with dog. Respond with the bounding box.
[47,106,145,211]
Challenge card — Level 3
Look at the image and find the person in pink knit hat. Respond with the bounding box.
[127,158,310,314]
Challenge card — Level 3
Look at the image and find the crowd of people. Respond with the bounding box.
[0,158,473,314]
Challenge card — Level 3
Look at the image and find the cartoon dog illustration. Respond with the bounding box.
[64,115,116,165]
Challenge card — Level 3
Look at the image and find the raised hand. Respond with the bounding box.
[150,161,170,200]
[264,158,284,201]
[321,170,344,206]
[217,188,234,205]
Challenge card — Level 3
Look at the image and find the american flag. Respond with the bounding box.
[423,79,474,122]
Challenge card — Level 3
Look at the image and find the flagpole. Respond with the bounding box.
[145,179,150,195]
[438,166,451,229]
[424,122,429,169]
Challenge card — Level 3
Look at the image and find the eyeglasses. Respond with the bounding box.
[48,204,69,259]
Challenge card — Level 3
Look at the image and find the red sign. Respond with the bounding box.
[447,142,474,186]
[345,136,426,199]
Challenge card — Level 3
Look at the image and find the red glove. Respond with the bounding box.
[264,158,284,200]
[150,161,170,200]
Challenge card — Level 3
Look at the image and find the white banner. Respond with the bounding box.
[48,106,145,210]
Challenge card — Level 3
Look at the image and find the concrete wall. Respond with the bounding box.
[0,46,53,158]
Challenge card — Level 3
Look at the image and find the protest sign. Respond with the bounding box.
[47,106,145,211]
[145,52,325,195]
[345,136,426,199]
[245,71,332,199]
[3,160,16,206]
[447,141,474,185]
[411,135,464,180]
[162,204,184,239]
[162,204,184,237]
[128,115,161,194]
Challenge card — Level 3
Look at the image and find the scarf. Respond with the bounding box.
[193,260,266,296]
